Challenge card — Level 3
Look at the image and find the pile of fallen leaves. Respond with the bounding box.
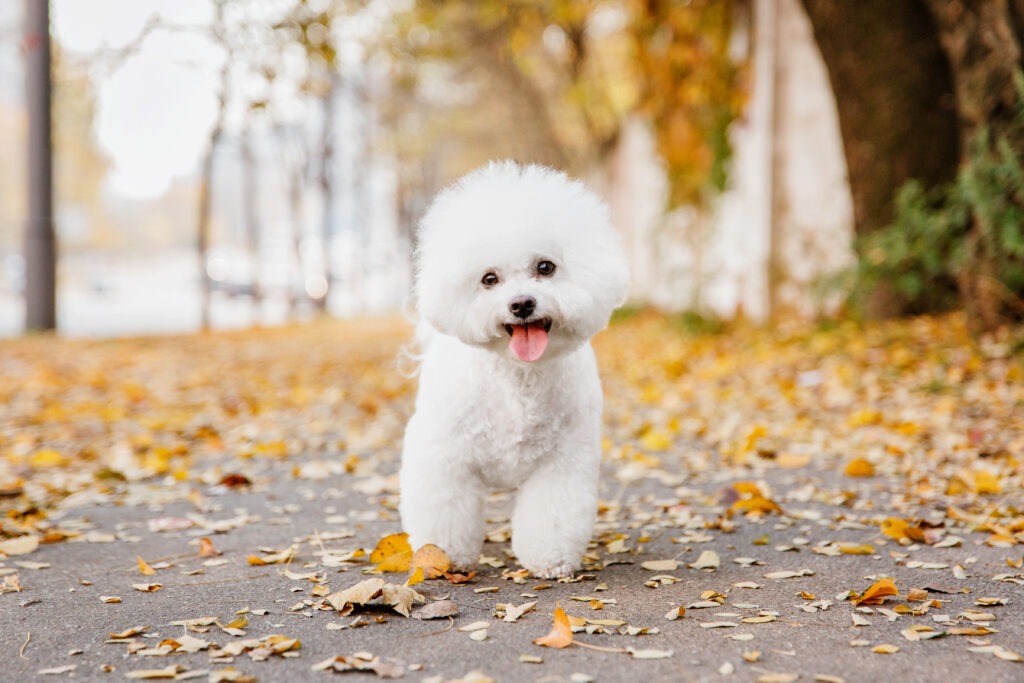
[2,311,1023,553]
[2,311,1024,680]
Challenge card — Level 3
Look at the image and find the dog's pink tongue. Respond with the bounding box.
[509,322,549,362]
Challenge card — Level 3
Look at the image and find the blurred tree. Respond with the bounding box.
[383,0,745,225]
[275,0,367,312]
[632,0,746,208]
[804,0,1024,325]
[52,48,115,249]
[24,0,55,331]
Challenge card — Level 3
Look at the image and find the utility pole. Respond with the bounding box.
[24,0,56,332]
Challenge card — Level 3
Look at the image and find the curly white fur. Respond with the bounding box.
[399,161,629,578]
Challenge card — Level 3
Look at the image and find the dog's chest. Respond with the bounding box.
[460,380,574,485]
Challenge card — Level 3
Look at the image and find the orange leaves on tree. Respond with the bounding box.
[370,533,413,573]
[533,602,574,649]
[852,578,898,606]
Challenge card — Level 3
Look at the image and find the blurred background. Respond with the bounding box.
[2,0,1022,338]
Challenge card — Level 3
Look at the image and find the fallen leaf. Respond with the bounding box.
[413,599,459,620]
[843,458,875,477]
[199,537,220,558]
[852,578,898,606]
[628,648,673,659]
[533,602,573,649]
[0,536,40,556]
[409,544,450,580]
[641,559,679,572]
[370,533,413,573]
[689,550,720,570]
[136,556,157,576]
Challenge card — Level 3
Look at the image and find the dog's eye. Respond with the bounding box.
[481,271,499,287]
[536,260,556,277]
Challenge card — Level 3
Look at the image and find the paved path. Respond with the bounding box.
[3,449,1022,683]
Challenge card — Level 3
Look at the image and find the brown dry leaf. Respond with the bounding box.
[443,570,477,584]
[413,599,459,620]
[410,544,450,579]
[247,545,296,566]
[628,648,673,659]
[689,550,720,570]
[533,602,573,649]
[199,537,221,558]
[501,601,538,623]
[327,578,386,616]
[370,533,413,573]
[311,653,404,678]
[38,665,78,675]
[131,583,163,592]
[641,559,679,572]
[852,578,898,606]
[906,589,929,602]
[843,458,875,477]
[124,665,184,679]
[0,536,40,557]
[381,582,426,617]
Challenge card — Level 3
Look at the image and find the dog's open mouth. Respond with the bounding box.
[504,318,552,362]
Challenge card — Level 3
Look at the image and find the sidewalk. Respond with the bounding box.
[2,314,1023,681]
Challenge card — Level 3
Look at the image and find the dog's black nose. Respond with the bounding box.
[509,295,536,319]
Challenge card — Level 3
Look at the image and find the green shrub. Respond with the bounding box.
[852,74,1024,329]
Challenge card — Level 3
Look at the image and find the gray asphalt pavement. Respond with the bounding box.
[3,451,1023,683]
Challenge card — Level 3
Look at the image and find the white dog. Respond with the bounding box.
[399,161,629,578]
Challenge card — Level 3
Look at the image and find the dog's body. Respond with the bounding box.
[399,162,629,578]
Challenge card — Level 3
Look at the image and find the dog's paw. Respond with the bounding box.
[529,563,576,580]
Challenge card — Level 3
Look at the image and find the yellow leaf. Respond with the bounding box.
[533,602,573,649]
[137,555,157,576]
[838,543,875,555]
[853,578,898,606]
[872,644,899,654]
[28,449,67,468]
[640,430,672,452]
[370,533,412,573]
[410,544,450,579]
[405,567,425,587]
[972,471,1002,495]
[732,496,782,515]
[843,457,875,477]
[880,518,909,541]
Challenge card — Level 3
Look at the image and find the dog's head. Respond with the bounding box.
[415,161,630,363]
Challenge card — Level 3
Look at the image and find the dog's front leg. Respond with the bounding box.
[399,451,485,570]
[510,446,599,579]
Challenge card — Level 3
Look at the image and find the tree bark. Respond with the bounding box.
[801,0,961,237]
[924,0,1024,151]
[24,0,56,332]
[802,0,962,317]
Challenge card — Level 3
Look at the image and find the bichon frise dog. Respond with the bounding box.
[399,161,629,579]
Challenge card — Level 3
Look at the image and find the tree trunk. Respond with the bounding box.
[924,0,1023,152]
[317,72,340,313]
[801,0,962,316]
[24,0,56,332]
[240,127,263,319]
